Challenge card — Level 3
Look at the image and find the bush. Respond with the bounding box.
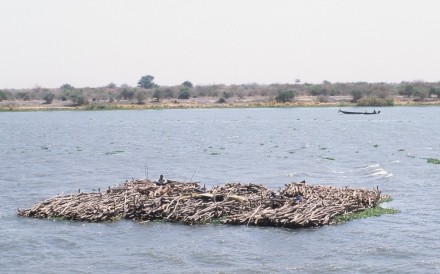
[223,91,231,99]
[0,90,9,101]
[119,88,135,100]
[217,97,226,103]
[429,87,440,98]
[399,84,414,97]
[65,89,89,106]
[275,90,295,103]
[107,82,117,89]
[351,90,364,102]
[178,88,191,99]
[357,96,394,106]
[308,85,328,96]
[163,88,176,98]
[153,89,162,101]
[136,91,147,104]
[61,83,74,90]
[43,93,55,104]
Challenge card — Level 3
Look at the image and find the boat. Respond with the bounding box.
[338,108,380,115]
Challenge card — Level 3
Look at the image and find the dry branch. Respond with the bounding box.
[17,179,384,228]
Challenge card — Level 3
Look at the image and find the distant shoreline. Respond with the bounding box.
[1,96,440,111]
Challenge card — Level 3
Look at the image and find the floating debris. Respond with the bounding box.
[18,179,388,228]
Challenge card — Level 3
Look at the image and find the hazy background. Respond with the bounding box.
[1,0,439,89]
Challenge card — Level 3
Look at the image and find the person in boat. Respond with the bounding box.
[157,174,165,185]
[373,109,376,114]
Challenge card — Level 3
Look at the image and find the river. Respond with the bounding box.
[1,107,439,273]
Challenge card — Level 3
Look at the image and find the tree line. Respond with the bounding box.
[1,75,439,106]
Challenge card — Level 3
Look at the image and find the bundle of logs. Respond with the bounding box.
[18,179,383,228]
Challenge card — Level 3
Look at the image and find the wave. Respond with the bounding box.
[358,164,393,178]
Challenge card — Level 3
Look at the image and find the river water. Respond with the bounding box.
[1,107,439,273]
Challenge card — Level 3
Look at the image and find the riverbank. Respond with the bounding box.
[1,95,440,111]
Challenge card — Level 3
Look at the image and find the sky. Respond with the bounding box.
[1,0,440,89]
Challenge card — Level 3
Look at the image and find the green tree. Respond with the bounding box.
[69,90,88,105]
[182,81,193,88]
[429,87,440,98]
[351,90,364,102]
[43,93,55,104]
[275,90,295,103]
[163,87,176,98]
[107,82,117,88]
[61,83,74,90]
[414,88,428,101]
[399,84,414,97]
[0,90,8,101]
[120,88,135,100]
[308,85,329,96]
[138,75,157,89]
[223,91,231,99]
[136,90,147,104]
[153,89,162,101]
[178,88,191,99]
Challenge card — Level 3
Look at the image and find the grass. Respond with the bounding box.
[332,207,399,223]
[332,196,398,224]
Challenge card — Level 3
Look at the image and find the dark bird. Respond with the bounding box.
[157,175,165,185]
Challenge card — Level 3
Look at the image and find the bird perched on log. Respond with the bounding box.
[156,175,165,186]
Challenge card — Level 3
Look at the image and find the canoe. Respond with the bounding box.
[338,109,380,115]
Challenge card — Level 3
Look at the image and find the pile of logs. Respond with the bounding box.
[17,179,383,228]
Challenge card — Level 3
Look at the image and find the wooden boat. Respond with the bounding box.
[338,109,380,115]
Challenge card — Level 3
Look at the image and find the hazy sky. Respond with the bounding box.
[1,0,439,89]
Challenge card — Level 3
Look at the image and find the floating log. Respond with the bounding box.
[17,179,385,228]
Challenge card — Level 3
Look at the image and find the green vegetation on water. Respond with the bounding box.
[427,158,440,164]
[332,207,399,224]
[332,197,398,224]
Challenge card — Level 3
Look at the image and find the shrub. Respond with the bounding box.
[0,90,9,101]
[223,91,231,99]
[414,88,429,101]
[136,91,147,104]
[163,88,176,98]
[23,94,32,101]
[308,85,328,96]
[43,93,55,104]
[151,89,162,101]
[317,95,328,103]
[72,94,88,106]
[357,96,394,106]
[217,97,226,103]
[178,88,191,99]
[119,88,135,100]
[61,83,74,90]
[275,90,295,103]
[399,84,414,97]
[351,90,364,102]
[429,87,440,98]
[107,82,117,89]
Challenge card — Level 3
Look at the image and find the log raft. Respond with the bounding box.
[17,179,384,228]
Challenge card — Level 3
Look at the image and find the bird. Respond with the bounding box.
[157,175,165,185]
